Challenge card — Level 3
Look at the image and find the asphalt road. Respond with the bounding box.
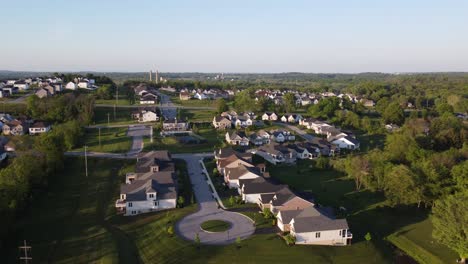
[175,154,255,245]
[157,92,177,119]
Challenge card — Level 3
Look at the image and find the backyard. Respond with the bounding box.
[93,106,138,126]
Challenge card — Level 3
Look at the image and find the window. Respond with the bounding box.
[149,193,155,198]
[154,201,159,206]
[128,202,133,207]
[315,232,321,238]
[339,230,342,236]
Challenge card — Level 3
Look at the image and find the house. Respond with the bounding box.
[65,81,77,90]
[35,88,50,99]
[249,133,264,146]
[281,114,303,123]
[13,81,29,91]
[162,118,188,131]
[224,164,262,189]
[116,151,177,216]
[29,121,51,135]
[212,116,232,130]
[194,92,208,100]
[254,143,297,164]
[216,152,254,176]
[287,144,313,159]
[289,206,352,246]
[133,110,159,122]
[134,83,150,96]
[233,116,253,128]
[257,130,271,144]
[2,85,18,94]
[262,112,278,121]
[179,92,191,100]
[360,99,375,107]
[238,177,285,204]
[140,93,158,104]
[3,120,27,136]
[270,130,294,143]
[225,131,249,146]
[330,135,360,150]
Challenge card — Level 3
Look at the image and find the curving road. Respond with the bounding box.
[175,154,255,245]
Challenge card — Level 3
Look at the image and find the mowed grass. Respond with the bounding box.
[180,109,216,122]
[171,97,217,108]
[7,157,137,263]
[144,128,224,153]
[93,106,138,125]
[74,127,132,153]
[201,220,231,232]
[268,159,457,263]
[386,218,458,264]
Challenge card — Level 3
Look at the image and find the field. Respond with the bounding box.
[171,96,218,108]
[74,127,132,153]
[180,109,216,122]
[5,157,137,263]
[268,159,457,263]
[93,106,138,126]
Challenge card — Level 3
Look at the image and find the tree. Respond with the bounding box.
[382,102,405,125]
[308,97,340,119]
[384,165,422,206]
[194,233,201,248]
[315,156,329,170]
[177,196,185,208]
[229,196,235,207]
[236,237,242,248]
[361,116,373,134]
[167,225,174,236]
[451,161,468,190]
[216,98,229,114]
[283,93,296,112]
[432,192,468,263]
[284,234,296,245]
[234,89,256,112]
[365,232,372,242]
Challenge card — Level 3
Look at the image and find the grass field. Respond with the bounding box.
[93,106,138,125]
[95,98,133,106]
[171,97,218,108]
[74,127,132,153]
[180,109,216,122]
[144,128,224,153]
[6,157,137,263]
[201,220,231,232]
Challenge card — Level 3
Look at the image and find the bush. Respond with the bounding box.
[284,234,296,246]
[263,208,274,219]
[167,225,174,236]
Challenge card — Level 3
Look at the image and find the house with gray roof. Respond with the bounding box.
[116,151,177,216]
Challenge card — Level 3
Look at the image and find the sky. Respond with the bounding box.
[1,0,468,73]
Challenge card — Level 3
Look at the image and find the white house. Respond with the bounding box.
[133,110,159,122]
[140,93,158,104]
[262,112,278,121]
[65,82,78,90]
[233,116,253,128]
[238,177,283,204]
[116,151,177,216]
[194,92,208,100]
[330,135,360,150]
[13,81,29,91]
[29,121,51,135]
[224,164,261,189]
[225,131,249,146]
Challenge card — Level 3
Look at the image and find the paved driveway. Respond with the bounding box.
[127,125,150,155]
[175,154,255,245]
[274,122,315,141]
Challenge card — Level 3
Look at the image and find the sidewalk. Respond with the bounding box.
[199,158,226,209]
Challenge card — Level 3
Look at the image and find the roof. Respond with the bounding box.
[240,177,285,195]
[214,116,230,123]
[31,121,50,128]
[121,171,177,201]
[293,215,349,233]
[217,154,253,169]
[225,164,261,180]
[136,151,173,173]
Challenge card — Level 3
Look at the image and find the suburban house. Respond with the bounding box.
[194,92,208,100]
[257,130,271,144]
[280,114,303,123]
[65,81,77,90]
[289,207,352,245]
[262,112,278,121]
[29,121,51,135]
[13,81,29,90]
[270,130,295,143]
[179,92,191,100]
[35,88,51,99]
[233,116,253,128]
[3,120,27,136]
[115,151,177,216]
[132,109,159,123]
[162,118,188,131]
[238,177,285,204]
[212,116,232,130]
[254,143,297,164]
[224,164,262,188]
[225,131,249,146]
[249,133,265,146]
[140,93,158,104]
[330,135,360,150]
[215,150,254,176]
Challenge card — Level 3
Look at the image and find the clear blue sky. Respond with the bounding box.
[1,0,467,73]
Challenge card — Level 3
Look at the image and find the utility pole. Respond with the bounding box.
[116,86,119,105]
[113,104,116,120]
[84,145,88,178]
[98,127,101,147]
[150,125,153,143]
[19,240,32,264]
[107,113,110,127]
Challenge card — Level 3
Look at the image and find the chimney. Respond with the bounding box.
[149,70,153,81]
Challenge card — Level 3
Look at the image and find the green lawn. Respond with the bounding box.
[74,127,132,153]
[268,159,457,263]
[172,97,217,108]
[356,133,386,152]
[93,106,139,126]
[95,98,133,106]
[144,128,225,153]
[386,218,458,264]
[6,157,137,263]
[201,220,231,232]
[180,109,216,122]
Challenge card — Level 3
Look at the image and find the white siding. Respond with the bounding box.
[292,229,349,246]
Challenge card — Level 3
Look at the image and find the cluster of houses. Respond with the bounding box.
[179,88,234,101]
[215,148,352,245]
[213,111,261,129]
[299,118,360,150]
[134,83,158,105]
[0,76,62,98]
[225,129,295,147]
[131,108,159,123]
[254,89,375,107]
[0,114,51,136]
[115,151,177,216]
[64,77,98,91]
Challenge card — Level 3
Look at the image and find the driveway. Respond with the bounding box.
[127,125,151,155]
[157,92,177,120]
[274,122,315,141]
[175,154,255,245]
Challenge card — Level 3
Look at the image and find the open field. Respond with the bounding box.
[93,106,138,125]
[144,128,224,153]
[171,97,218,108]
[5,157,137,263]
[268,159,457,263]
[180,109,216,122]
[74,127,132,153]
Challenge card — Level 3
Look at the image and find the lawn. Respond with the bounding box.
[95,98,133,106]
[268,159,457,263]
[180,109,216,122]
[171,97,217,108]
[201,220,231,232]
[144,128,225,153]
[74,127,132,153]
[5,157,137,263]
[93,106,139,126]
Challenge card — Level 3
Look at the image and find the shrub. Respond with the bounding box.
[284,234,296,245]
